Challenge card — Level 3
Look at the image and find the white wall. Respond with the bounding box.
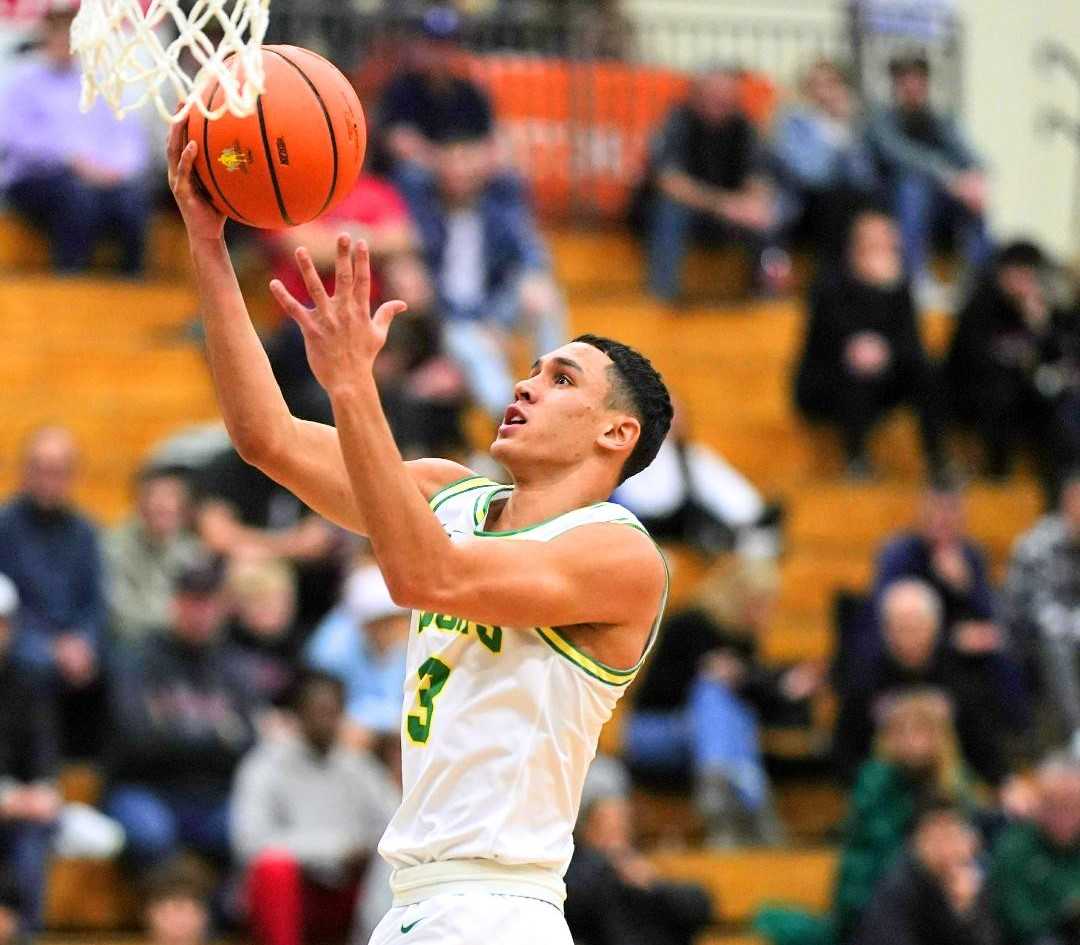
[625,0,1080,258]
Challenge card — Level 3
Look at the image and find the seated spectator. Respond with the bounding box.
[224,557,304,711]
[0,426,106,759]
[104,466,203,648]
[232,670,397,945]
[142,860,213,945]
[105,556,257,870]
[990,753,1080,945]
[867,53,991,297]
[376,6,493,173]
[794,209,947,479]
[626,558,822,846]
[305,564,409,751]
[946,241,1080,493]
[756,690,981,945]
[856,480,1005,676]
[1004,471,1080,753]
[565,768,713,945]
[643,66,787,302]
[834,579,1024,789]
[0,4,152,274]
[0,572,60,938]
[772,59,879,261]
[853,799,1000,945]
[613,400,784,558]
[193,445,345,627]
[395,134,566,420]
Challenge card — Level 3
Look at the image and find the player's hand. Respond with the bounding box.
[269,234,408,393]
[167,121,226,242]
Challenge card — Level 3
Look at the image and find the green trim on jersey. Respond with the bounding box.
[534,626,638,686]
[428,475,499,514]
[471,485,609,536]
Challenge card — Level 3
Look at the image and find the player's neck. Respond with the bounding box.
[487,468,612,532]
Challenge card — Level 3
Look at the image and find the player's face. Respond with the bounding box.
[491,342,631,474]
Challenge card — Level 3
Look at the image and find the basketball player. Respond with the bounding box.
[167,124,672,945]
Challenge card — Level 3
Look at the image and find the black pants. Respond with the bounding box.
[798,360,946,469]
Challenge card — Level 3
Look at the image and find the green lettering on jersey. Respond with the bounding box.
[475,623,503,654]
[406,656,451,745]
[417,611,435,632]
[434,612,459,631]
[415,612,503,654]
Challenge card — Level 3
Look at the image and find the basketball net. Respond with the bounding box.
[70,0,270,123]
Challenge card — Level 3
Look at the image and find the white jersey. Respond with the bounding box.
[378,475,667,906]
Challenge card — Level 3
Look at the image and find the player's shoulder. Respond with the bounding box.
[555,509,667,588]
[407,458,486,504]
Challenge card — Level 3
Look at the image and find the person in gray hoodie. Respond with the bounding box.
[231,669,398,945]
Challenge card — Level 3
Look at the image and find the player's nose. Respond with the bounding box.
[512,377,535,403]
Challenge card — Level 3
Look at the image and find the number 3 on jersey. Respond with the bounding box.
[406,657,451,744]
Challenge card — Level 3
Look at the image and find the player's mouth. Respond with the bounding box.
[498,404,528,435]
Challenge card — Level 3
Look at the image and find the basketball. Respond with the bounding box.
[186,45,367,229]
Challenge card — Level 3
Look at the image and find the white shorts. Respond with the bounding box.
[367,892,574,945]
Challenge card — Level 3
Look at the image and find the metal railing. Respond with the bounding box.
[261,0,965,221]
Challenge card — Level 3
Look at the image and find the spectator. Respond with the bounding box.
[305,564,409,751]
[643,66,787,302]
[0,4,152,274]
[232,670,398,945]
[772,59,879,261]
[613,401,784,558]
[262,172,432,425]
[864,480,1003,663]
[756,690,980,945]
[105,556,256,870]
[565,774,713,945]
[853,799,1001,945]
[0,572,60,938]
[376,6,493,173]
[0,426,106,759]
[794,209,947,479]
[104,466,203,648]
[395,134,566,421]
[867,52,991,297]
[224,557,304,711]
[990,753,1080,945]
[946,242,1080,492]
[1003,471,1080,753]
[833,579,1024,788]
[626,558,822,846]
[193,445,344,627]
[142,860,213,945]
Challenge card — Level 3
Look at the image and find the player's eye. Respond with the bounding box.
[555,373,572,385]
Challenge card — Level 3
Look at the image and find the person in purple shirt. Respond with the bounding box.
[0,427,107,760]
[0,5,152,274]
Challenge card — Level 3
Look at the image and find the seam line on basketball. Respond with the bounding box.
[264,47,340,217]
[201,80,252,224]
[255,92,294,227]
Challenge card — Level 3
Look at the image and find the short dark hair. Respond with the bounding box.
[889,51,930,79]
[288,668,346,712]
[142,860,212,908]
[573,334,673,484]
[912,795,969,832]
[995,240,1046,271]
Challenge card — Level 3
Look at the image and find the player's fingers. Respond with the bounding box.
[373,299,408,334]
[294,247,330,311]
[352,239,372,312]
[334,233,354,293]
[176,140,197,186]
[166,121,183,169]
[269,279,315,330]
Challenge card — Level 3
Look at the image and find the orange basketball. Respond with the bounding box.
[187,45,366,229]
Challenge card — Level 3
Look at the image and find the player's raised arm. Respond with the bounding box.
[166,124,466,532]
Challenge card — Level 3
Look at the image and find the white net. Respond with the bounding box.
[70,0,271,123]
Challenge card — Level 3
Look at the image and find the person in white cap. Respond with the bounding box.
[305,563,410,752]
[0,571,61,937]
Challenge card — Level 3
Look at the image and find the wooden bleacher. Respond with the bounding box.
[1,214,1043,941]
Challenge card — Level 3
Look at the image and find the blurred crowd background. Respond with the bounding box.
[0,1,1078,944]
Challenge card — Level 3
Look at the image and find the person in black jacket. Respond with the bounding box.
[853,798,1001,945]
[795,209,947,479]
[0,572,60,937]
[104,556,256,870]
[945,240,1080,497]
[565,787,713,945]
[625,559,822,845]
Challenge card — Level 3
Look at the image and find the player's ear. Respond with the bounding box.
[597,415,640,459]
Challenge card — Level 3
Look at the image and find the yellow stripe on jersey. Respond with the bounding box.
[534,626,639,686]
[428,476,499,513]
